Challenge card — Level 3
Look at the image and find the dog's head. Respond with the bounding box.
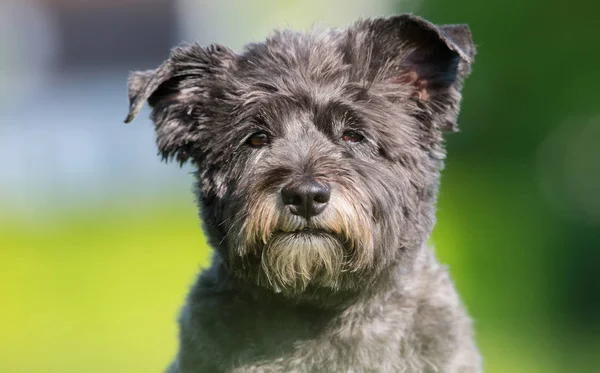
[125,15,474,297]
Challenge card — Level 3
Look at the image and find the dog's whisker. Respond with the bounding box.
[220,211,250,245]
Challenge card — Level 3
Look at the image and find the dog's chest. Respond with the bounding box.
[226,316,436,373]
[195,298,438,373]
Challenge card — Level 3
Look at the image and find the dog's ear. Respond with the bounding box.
[353,14,475,131]
[125,44,236,164]
[125,62,174,124]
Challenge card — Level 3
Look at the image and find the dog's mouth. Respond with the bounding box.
[275,227,329,235]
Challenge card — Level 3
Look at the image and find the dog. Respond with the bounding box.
[125,14,480,373]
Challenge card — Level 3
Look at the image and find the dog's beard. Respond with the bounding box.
[229,186,374,295]
[261,231,345,293]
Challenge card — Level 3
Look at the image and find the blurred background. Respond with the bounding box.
[1,0,598,372]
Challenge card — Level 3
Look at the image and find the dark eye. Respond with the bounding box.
[342,130,364,143]
[247,132,269,148]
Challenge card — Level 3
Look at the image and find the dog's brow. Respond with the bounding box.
[314,101,360,130]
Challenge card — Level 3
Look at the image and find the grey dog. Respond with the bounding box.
[125,13,480,373]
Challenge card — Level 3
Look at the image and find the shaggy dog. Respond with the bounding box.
[125,14,480,373]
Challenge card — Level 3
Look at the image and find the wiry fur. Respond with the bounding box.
[125,14,480,373]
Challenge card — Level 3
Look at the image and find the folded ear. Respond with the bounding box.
[352,14,475,131]
[124,44,236,164]
[400,19,474,99]
[125,62,175,123]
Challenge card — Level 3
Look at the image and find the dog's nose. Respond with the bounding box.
[281,179,331,219]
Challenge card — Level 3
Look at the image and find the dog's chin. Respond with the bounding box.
[259,229,347,295]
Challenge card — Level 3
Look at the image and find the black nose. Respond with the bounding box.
[281,179,331,219]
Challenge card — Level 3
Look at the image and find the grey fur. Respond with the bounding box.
[125,14,480,373]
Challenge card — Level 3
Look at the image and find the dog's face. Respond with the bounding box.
[125,15,474,297]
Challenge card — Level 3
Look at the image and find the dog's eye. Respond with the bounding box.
[247,132,269,148]
[342,130,364,143]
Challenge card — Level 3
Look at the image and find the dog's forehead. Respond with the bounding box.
[236,29,349,83]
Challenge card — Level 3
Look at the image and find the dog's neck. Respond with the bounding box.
[184,245,443,370]
[208,244,428,311]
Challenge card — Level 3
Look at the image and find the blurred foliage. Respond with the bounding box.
[419,0,600,372]
[1,1,599,373]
